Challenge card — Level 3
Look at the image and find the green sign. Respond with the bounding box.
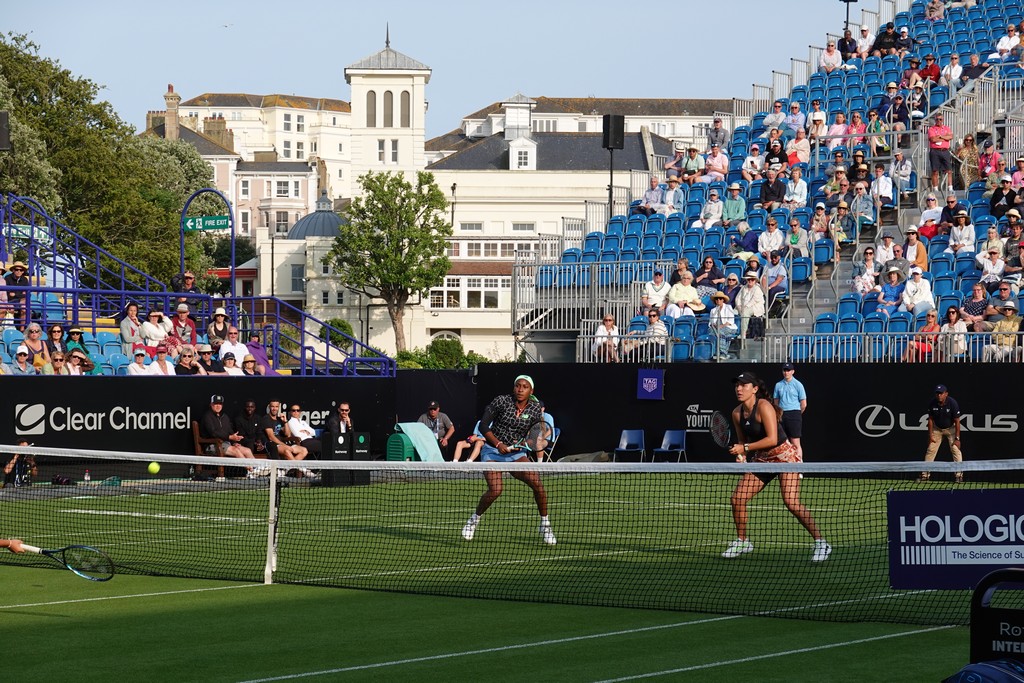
[184,215,230,231]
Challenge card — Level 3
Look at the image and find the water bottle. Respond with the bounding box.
[84,469,91,484]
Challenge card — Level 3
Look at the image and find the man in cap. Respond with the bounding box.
[663,141,687,179]
[888,149,913,198]
[872,21,898,56]
[418,401,455,460]
[773,364,807,460]
[462,375,555,545]
[641,269,671,314]
[979,138,1002,179]
[982,300,1023,361]
[200,394,257,464]
[693,188,723,228]
[919,385,963,483]
[855,24,875,60]
[678,145,705,186]
[763,250,788,310]
[763,139,787,173]
[195,343,226,375]
[927,113,954,195]
[702,142,729,183]
[706,116,729,152]
[990,175,1017,220]
[895,25,915,57]
[722,182,748,228]
[3,261,29,330]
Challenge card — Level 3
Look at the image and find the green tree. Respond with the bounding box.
[0,73,61,211]
[319,317,354,351]
[206,234,258,268]
[324,171,451,353]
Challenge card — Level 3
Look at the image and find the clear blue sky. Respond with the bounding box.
[6,0,862,139]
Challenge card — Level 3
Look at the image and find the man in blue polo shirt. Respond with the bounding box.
[773,363,807,460]
[920,384,963,483]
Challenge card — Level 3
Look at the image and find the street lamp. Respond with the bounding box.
[838,0,859,32]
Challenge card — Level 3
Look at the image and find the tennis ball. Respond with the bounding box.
[148,461,160,475]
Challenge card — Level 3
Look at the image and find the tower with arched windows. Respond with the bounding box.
[345,34,430,193]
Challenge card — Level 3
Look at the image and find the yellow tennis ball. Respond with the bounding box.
[148,462,160,475]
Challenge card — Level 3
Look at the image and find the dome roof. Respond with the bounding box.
[287,191,345,239]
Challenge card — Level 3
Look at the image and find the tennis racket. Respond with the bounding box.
[21,544,115,582]
[509,421,552,454]
[710,410,733,450]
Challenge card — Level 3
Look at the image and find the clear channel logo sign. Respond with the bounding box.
[15,403,192,436]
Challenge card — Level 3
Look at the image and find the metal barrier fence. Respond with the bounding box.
[762,330,1024,364]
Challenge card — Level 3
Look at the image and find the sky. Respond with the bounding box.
[6,0,862,140]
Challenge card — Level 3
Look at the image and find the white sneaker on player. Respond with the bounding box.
[812,539,832,562]
[461,516,478,541]
[301,468,317,479]
[721,538,754,558]
[540,521,557,545]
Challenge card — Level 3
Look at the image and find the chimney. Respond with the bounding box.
[203,115,234,152]
[163,84,181,141]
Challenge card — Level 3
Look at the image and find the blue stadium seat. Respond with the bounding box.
[838,312,864,333]
[813,312,839,334]
[837,293,861,318]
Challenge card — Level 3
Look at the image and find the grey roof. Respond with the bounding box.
[145,123,236,156]
[236,161,314,173]
[287,191,346,239]
[346,47,430,71]
[426,132,673,172]
[462,96,733,121]
[181,93,350,112]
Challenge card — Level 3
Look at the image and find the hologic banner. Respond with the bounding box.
[888,489,1024,590]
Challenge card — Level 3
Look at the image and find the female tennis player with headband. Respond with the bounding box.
[461,374,556,545]
[721,371,831,562]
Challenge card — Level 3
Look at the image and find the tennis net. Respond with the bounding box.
[2,444,1023,626]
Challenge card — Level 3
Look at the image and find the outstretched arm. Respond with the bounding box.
[1,539,24,553]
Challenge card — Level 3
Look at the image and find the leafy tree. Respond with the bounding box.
[319,318,354,351]
[324,171,451,353]
[0,73,61,211]
[206,234,258,268]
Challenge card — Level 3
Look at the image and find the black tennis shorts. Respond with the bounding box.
[781,410,803,439]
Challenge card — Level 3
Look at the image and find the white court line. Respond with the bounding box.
[591,625,956,682]
[233,615,745,683]
[0,582,262,610]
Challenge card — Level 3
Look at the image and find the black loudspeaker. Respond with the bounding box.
[322,431,371,487]
[602,114,625,150]
[0,112,10,152]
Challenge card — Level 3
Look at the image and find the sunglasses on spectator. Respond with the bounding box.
[53,357,64,362]
[50,328,62,334]
[181,353,193,358]
[69,331,82,335]
[648,314,659,319]
[290,408,301,413]
[603,317,613,321]
[16,352,27,357]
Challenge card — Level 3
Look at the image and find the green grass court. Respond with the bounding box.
[0,470,991,680]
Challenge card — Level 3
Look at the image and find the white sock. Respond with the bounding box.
[470,514,480,523]
[541,515,550,525]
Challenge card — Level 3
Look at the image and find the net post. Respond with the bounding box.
[263,462,279,585]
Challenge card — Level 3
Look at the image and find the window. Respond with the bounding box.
[500,243,515,258]
[401,91,411,127]
[338,143,344,153]
[517,150,529,168]
[293,180,300,197]
[240,211,250,236]
[296,142,304,160]
[366,91,376,127]
[483,243,498,257]
[332,116,337,126]
[275,211,289,233]
[296,115,304,133]
[283,140,291,158]
[336,291,344,305]
[467,243,481,257]
[391,139,398,163]
[311,141,317,153]
[265,180,272,196]
[322,291,330,305]
[322,262,330,275]
[276,181,289,197]
[446,241,460,258]
[378,139,385,162]
[338,169,343,179]
[240,180,250,199]
[512,222,535,232]
[384,91,394,127]
[578,121,587,132]
[291,264,305,293]
[460,222,482,232]
[532,119,555,132]
[283,113,291,132]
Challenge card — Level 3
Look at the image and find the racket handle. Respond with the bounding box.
[20,544,42,554]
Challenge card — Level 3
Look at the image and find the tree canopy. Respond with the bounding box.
[324,171,451,353]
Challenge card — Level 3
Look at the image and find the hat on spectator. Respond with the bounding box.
[155,344,167,353]
[742,271,759,279]
[1017,157,1024,163]
[243,354,256,363]
[983,139,994,148]
[750,143,759,150]
[886,82,898,88]
[68,327,83,334]
[427,401,440,409]
[728,182,742,191]
[989,247,1000,253]
[10,261,26,271]
[882,232,894,239]
[811,111,826,121]
[15,345,28,355]
[886,22,894,28]
[886,266,904,275]
[1002,175,1013,182]
[714,117,723,123]
[835,165,847,172]
[894,149,903,155]
[769,250,780,257]
[900,27,908,33]
[894,93,904,99]
[853,149,865,156]
[196,343,213,353]
[956,209,970,217]
[688,146,699,152]
[653,269,664,276]
[133,348,146,356]
[782,362,795,371]
[838,201,849,209]
[221,352,235,361]
[711,291,728,301]
[176,303,189,313]
[858,164,869,170]
[1002,300,1018,311]
[911,266,923,275]
[934,384,947,394]
[210,394,225,404]
[909,56,920,64]
[213,307,227,318]
[666,176,680,184]
[906,225,918,233]
[709,189,719,196]
[771,139,781,146]
[674,141,686,152]
[1008,209,1022,218]
[861,24,870,31]
[815,202,826,209]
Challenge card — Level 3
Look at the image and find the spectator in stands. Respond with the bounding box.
[877,267,906,317]
[901,267,936,315]
[171,270,201,314]
[919,193,942,227]
[119,302,145,356]
[66,348,94,376]
[693,188,724,228]
[945,210,976,254]
[881,91,911,146]
[846,111,866,146]
[904,308,940,362]
[823,169,851,211]
[419,401,455,459]
[757,218,784,259]
[21,323,50,371]
[826,112,849,151]
[201,394,257,466]
[960,282,990,331]
[856,24,875,60]
[722,183,748,228]
[169,303,197,349]
[708,291,739,349]
[745,256,763,279]
[125,348,147,375]
[910,54,941,88]
[641,269,671,314]
[819,41,843,74]
[146,344,174,375]
[728,226,759,259]
[783,102,805,136]
[896,27,919,58]
[870,164,894,214]
[927,113,954,195]
[173,345,206,375]
[978,281,1018,331]
[707,117,729,152]
[809,202,830,242]
[904,226,929,272]
[722,273,741,306]
[885,244,911,279]
[286,404,322,458]
[623,309,668,360]
[1005,210,1024,251]
[983,159,1009,199]
[852,246,882,294]
[241,354,260,376]
[782,166,808,210]
[45,325,67,358]
[669,257,691,285]
[592,314,620,363]
[633,176,664,216]
[939,307,968,360]
[1012,158,1024,190]
[196,343,226,375]
[326,401,354,435]
[207,307,231,353]
[878,82,900,115]
[741,143,764,182]
[234,400,266,456]
[3,261,29,331]
[807,112,829,151]
[786,128,810,166]
[220,352,243,376]
[782,218,809,259]
[939,193,967,232]
[960,54,989,87]
[979,140,1002,181]
[991,176,1018,220]
[877,232,896,262]
[825,203,851,260]
[988,24,1020,63]
[872,22,899,56]
[979,247,1008,293]
[762,101,786,133]
[693,256,725,298]
[664,142,686,178]
[64,328,97,375]
[702,143,729,183]
[924,0,944,22]
[887,150,912,199]
[940,54,962,88]
[850,150,870,181]
[762,251,788,309]
[763,139,787,173]
[262,400,308,462]
[907,83,929,121]
[865,110,889,157]
[759,168,786,212]
[219,326,248,363]
[737,271,766,339]
[805,99,826,129]
[838,29,857,62]
[982,301,1022,362]
[41,350,69,376]
[664,271,704,318]
[8,345,35,375]
[850,182,875,231]
[141,309,173,356]
[679,146,705,186]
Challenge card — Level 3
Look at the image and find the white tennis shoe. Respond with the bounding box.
[811,539,832,562]
[721,538,754,558]
[461,516,478,541]
[540,521,557,545]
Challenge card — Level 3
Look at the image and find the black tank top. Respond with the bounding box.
[740,399,788,448]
